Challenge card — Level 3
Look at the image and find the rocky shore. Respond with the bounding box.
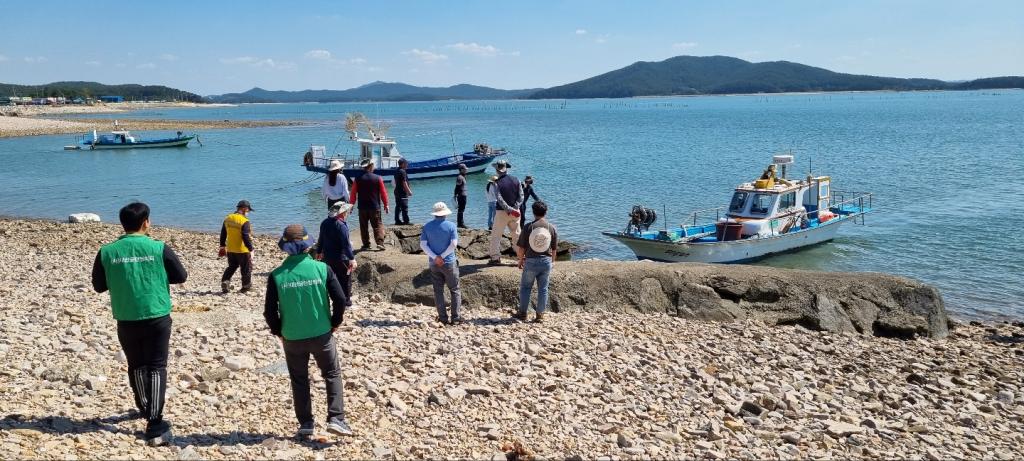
[0,115,303,138]
[1,218,1022,460]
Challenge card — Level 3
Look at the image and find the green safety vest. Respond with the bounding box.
[100,234,171,321]
[272,254,331,341]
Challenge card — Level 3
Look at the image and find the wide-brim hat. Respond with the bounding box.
[492,160,511,172]
[431,202,452,216]
[329,202,353,217]
[328,160,343,172]
[278,224,312,255]
[361,159,375,169]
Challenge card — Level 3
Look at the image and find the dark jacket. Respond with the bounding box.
[495,173,522,212]
[317,217,355,262]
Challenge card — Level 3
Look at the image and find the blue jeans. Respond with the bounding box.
[487,202,496,229]
[518,256,552,315]
[430,260,461,321]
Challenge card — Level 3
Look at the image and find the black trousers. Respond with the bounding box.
[325,259,353,306]
[456,195,467,227]
[394,197,410,225]
[117,315,172,423]
[222,252,252,288]
[283,332,345,424]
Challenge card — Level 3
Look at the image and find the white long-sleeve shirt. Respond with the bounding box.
[484,182,497,203]
[322,174,349,202]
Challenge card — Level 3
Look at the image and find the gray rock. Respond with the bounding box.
[178,445,201,461]
[464,385,495,396]
[445,387,467,400]
[616,432,633,448]
[389,396,408,413]
[372,446,393,459]
[826,421,864,437]
[781,432,801,444]
[996,390,1014,403]
[223,356,255,371]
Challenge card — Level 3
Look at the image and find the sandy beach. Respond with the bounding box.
[0,217,1021,459]
[0,102,300,138]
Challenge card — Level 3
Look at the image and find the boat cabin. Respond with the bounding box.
[720,155,833,239]
[357,137,402,170]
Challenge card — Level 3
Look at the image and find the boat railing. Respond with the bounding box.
[828,190,873,225]
[685,206,728,227]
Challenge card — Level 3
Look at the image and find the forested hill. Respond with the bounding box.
[528,55,1024,99]
[208,82,540,103]
[0,81,203,102]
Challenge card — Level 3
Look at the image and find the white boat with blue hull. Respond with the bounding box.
[603,155,872,263]
[81,125,195,150]
[302,112,506,181]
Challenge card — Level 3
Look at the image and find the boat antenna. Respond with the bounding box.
[663,204,668,231]
[449,129,456,154]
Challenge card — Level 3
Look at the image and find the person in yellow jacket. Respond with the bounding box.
[219,200,255,293]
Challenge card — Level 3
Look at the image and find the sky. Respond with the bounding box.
[1,0,1021,95]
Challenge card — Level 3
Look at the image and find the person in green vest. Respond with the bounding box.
[90,202,188,446]
[264,224,354,438]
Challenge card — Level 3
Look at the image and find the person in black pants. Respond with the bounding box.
[316,202,356,306]
[91,202,188,446]
[393,159,412,225]
[454,164,468,228]
[519,176,540,230]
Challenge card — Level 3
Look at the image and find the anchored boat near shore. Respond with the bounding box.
[301,113,506,181]
[79,122,196,150]
[604,155,872,263]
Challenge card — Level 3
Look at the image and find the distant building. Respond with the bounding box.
[100,95,124,103]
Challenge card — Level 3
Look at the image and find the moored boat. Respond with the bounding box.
[603,155,872,263]
[301,113,506,181]
[81,125,194,150]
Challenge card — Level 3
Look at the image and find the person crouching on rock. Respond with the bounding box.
[316,202,356,308]
[513,201,558,323]
[91,202,188,446]
[264,224,354,438]
[420,202,463,325]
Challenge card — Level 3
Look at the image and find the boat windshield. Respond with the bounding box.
[729,191,749,213]
[750,193,775,216]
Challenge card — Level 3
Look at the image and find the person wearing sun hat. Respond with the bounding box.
[316,202,356,306]
[322,160,350,211]
[488,159,522,265]
[420,202,463,325]
[264,224,354,438]
[513,200,558,323]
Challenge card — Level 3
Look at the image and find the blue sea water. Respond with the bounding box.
[2,90,1022,320]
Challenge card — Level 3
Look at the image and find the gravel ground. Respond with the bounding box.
[1,218,1022,460]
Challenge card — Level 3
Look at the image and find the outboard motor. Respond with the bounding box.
[626,205,657,233]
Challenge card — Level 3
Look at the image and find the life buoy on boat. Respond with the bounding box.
[819,210,836,223]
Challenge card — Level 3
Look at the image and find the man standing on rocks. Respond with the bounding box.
[264,225,354,438]
[454,163,469,228]
[514,201,558,323]
[393,158,412,225]
[219,200,254,293]
[519,176,540,230]
[488,160,522,265]
[485,175,498,230]
[322,160,350,211]
[91,202,188,446]
[348,160,389,251]
[420,202,463,325]
[316,202,356,307]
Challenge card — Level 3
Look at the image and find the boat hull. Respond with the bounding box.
[307,151,504,181]
[603,218,846,264]
[84,136,193,149]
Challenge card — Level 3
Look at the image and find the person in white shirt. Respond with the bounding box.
[322,160,350,210]
[484,175,498,230]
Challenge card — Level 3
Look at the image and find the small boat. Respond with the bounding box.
[81,124,194,150]
[301,113,506,181]
[603,155,872,263]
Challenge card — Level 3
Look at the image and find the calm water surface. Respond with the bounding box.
[2,91,1022,320]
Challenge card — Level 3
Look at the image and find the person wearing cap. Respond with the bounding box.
[393,158,412,225]
[488,160,522,265]
[322,160,350,211]
[316,202,356,305]
[513,200,558,323]
[220,200,255,293]
[484,175,498,230]
[420,202,462,325]
[454,163,469,228]
[264,225,354,438]
[348,160,389,251]
[519,176,540,230]
[91,202,188,446]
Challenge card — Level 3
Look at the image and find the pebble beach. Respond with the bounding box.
[1,217,1022,460]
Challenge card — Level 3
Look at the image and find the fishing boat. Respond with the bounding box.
[301,113,506,181]
[603,155,872,263]
[81,123,195,150]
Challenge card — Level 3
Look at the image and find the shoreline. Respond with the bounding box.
[0,217,1021,459]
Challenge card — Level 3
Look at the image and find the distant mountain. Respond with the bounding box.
[208,82,541,103]
[0,81,202,102]
[528,55,1024,99]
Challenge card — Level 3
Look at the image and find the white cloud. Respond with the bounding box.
[85,60,101,66]
[159,53,178,61]
[595,37,607,44]
[446,42,500,57]
[24,56,47,63]
[672,42,698,50]
[220,56,257,64]
[575,29,587,35]
[220,56,295,70]
[403,48,448,64]
[0,54,8,62]
[348,57,367,65]
[136,62,156,69]
[304,49,332,60]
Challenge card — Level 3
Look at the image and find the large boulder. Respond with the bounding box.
[352,251,950,339]
[381,224,573,260]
